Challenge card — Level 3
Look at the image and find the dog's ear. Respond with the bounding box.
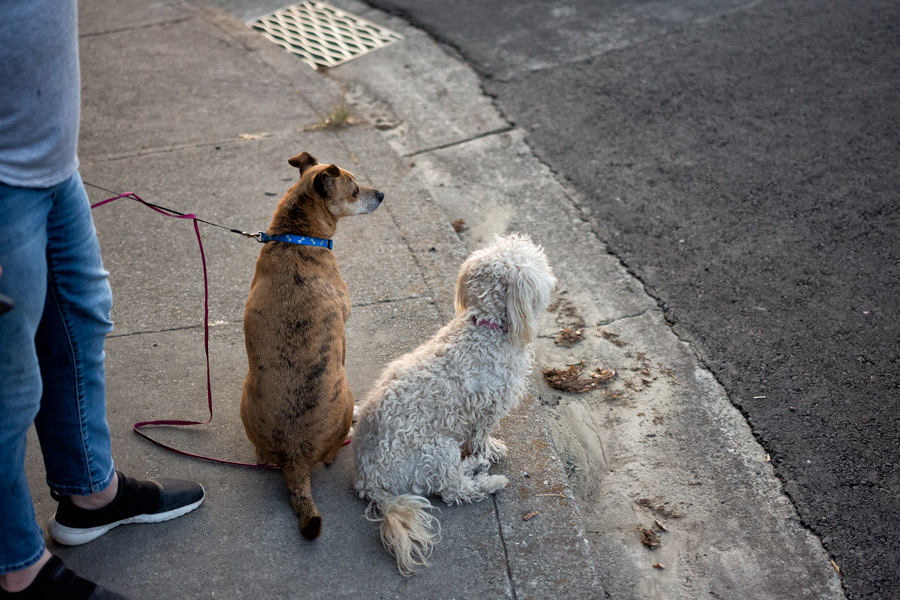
[454,267,471,315]
[506,267,543,346]
[313,164,341,197]
[288,152,318,175]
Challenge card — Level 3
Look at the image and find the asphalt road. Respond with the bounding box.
[346,1,898,598]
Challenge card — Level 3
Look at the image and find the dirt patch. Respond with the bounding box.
[599,329,628,347]
[635,498,684,519]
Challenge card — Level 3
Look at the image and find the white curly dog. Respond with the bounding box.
[353,233,556,575]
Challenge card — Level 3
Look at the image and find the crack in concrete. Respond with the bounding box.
[536,308,653,341]
[81,139,249,165]
[405,125,516,158]
[595,308,653,326]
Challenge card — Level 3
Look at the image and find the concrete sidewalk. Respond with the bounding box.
[23,1,843,598]
[25,1,597,599]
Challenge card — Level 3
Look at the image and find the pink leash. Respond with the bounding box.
[91,192,349,470]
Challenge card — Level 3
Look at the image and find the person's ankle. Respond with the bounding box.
[0,549,51,593]
[70,472,119,511]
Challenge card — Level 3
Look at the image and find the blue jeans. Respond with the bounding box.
[0,173,115,574]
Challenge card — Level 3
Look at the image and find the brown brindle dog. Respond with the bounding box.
[241,152,383,539]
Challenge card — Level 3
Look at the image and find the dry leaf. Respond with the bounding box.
[639,527,661,549]
[554,327,584,347]
[543,362,597,393]
[592,368,617,382]
[523,511,540,521]
[653,563,665,569]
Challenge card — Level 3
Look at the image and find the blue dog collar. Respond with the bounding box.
[256,232,333,250]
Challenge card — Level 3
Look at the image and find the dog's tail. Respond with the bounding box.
[366,495,441,575]
[283,462,321,540]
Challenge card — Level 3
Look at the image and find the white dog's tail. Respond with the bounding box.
[366,495,441,576]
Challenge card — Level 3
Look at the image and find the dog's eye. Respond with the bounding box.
[352,186,359,197]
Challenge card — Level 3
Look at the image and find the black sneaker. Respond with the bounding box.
[0,555,128,599]
[48,471,205,546]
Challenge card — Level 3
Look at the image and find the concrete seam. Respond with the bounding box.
[108,324,204,339]
[77,17,192,39]
[80,128,335,165]
[381,204,452,322]
[81,139,249,165]
[491,496,519,600]
[330,141,455,323]
[107,295,425,340]
[352,295,427,308]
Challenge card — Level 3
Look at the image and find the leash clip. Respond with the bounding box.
[244,231,265,242]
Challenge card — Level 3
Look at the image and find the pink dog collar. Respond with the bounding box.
[472,316,508,332]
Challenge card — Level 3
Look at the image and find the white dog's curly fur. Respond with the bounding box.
[353,233,556,575]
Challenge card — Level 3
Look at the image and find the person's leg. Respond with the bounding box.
[0,181,54,587]
[34,174,205,547]
[32,173,116,496]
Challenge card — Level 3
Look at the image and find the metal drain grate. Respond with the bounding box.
[249,1,402,70]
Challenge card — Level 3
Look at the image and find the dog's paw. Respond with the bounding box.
[466,457,491,477]
[482,474,509,495]
[485,437,509,462]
